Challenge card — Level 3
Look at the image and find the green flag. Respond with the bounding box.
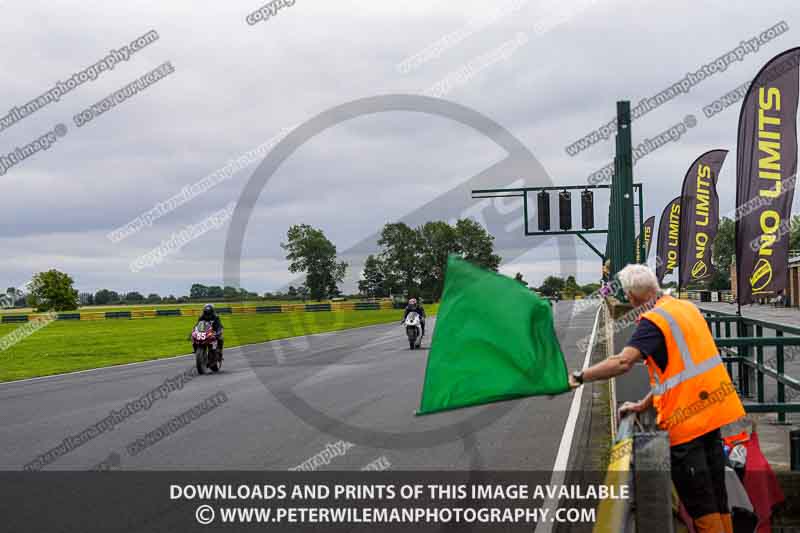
[417,256,569,415]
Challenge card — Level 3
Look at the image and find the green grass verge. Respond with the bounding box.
[0,305,438,383]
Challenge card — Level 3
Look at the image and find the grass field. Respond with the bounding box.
[0,304,438,383]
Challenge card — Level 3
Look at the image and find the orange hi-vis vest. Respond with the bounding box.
[641,295,745,446]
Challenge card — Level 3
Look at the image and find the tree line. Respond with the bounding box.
[4,273,280,313]
[281,219,501,302]
[3,218,503,312]
[358,219,500,301]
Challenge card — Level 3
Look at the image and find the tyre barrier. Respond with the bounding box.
[305,303,332,312]
[0,300,397,323]
[2,315,28,323]
[255,306,282,313]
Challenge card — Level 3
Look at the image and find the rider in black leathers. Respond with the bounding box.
[402,298,426,337]
[197,303,224,356]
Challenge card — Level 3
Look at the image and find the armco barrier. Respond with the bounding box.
[0,299,397,323]
[80,312,107,321]
[1,315,28,323]
[305,304,332,312]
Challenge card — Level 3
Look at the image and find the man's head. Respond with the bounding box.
[408,298,417,308]
[617,264,660,307]
[201,303,215,320]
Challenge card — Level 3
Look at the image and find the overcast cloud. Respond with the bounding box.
[0,0,798,296]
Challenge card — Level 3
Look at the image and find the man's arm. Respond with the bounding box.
[571,346,643,386]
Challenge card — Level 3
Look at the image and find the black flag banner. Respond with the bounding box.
[635,216,655,263]
[679,150,727,287]
[656,197,681,283]
[736,47,800,304]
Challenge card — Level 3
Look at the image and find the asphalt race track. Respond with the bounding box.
[0,302,602,472]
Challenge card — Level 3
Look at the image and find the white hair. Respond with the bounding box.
[617,264,660,299]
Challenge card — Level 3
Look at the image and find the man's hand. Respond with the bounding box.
[568,373,581,390]
[618,401,644,418]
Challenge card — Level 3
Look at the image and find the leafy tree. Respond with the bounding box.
[514,272,527,286]
[94,289,112,305]
[297,285,309,302]
[27,270,79,312]
[417,222,459,300]
[206,286,224,299]
[146,293,162,303]
[708,270,730,290]
[378,222,422,297]
[190,284,208,300]
[581,283,601,294]
[287,285,298,298]
[3,286,24,308]
[454,219,501,271]
[281,224,348,301]
[125,291,144,302]
[358,254,389,297]
[712,216,735,287]
[790,215,800,252]
[539,276,565,297]
[164,294,177,303]
[222,286,239,300]
[96,289,122,305]
[563,275,582,298]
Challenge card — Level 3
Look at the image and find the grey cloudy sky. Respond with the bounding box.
[0,0,798,296]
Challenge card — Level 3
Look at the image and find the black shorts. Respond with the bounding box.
[670,428,729,518]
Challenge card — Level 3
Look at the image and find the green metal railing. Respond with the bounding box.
[702,307,800,422]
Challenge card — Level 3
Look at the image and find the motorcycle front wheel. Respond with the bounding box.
[195,346,208,375]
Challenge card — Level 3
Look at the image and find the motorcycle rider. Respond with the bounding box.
[402,298,426,337]
[196,303,224,356]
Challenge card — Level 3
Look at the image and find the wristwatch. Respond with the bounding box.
[572,370,584,384]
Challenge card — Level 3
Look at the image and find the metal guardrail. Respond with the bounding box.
[702,307,800,422]
[0,300,396,323]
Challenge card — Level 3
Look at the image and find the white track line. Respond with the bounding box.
[535,304,601,533]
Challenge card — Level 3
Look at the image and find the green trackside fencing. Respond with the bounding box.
[702,307,800,422]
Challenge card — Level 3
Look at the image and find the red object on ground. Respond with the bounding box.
[742,431,785,533]
[723,431,749,449]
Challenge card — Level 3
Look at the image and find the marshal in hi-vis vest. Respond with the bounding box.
[641,295,745,446]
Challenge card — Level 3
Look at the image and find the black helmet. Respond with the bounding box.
[202,304,215,316]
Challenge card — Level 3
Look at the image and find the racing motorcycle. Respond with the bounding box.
[191,320,222,374]
[404,311,423,350]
